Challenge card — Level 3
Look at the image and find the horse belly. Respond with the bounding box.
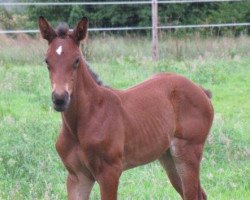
[120,81,176,170]
[122,117,175,170]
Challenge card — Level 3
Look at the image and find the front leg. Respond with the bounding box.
[67,172,95,200]
[95,161,122,200]
[56,127,95,200]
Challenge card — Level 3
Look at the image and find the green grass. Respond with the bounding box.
[0,35,249,199]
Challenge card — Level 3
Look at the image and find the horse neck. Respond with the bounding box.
[62,59,101,134]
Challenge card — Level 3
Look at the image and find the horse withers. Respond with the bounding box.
[38,16,214,200]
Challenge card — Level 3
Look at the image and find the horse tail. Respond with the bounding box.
[200,86,212,99]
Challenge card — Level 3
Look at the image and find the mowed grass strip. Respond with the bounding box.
[0,36,249,199]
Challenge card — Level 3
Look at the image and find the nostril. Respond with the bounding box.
[64,92,69,100]
[52,91,69,107]
[54,98,66,106]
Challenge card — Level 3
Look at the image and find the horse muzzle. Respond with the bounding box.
[52,91,70,112]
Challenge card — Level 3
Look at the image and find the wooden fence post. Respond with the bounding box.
[152,0,159,61]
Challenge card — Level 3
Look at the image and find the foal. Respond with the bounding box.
[38,17,214,200]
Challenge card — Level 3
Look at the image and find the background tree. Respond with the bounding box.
[1,0,249,36]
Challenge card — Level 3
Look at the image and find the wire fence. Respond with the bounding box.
[0,0,245,6]
[1,23,250,34]
[0,0,249,34]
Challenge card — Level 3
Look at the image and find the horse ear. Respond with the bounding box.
[38,16,57,43]
[72,17,88,44]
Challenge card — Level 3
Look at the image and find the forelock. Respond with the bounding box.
[56,23,69,38]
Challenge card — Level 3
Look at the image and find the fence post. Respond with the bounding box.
[152,0,159,61]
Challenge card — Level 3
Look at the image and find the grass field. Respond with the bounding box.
[0,35,249,199]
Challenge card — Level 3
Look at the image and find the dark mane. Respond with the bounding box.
[56,23,69,38]
[85,61,107,87]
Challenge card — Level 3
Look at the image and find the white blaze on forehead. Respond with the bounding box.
[56,46,62,55]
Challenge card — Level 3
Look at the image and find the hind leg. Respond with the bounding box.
[159,149,183,199]
[171,138,206,200]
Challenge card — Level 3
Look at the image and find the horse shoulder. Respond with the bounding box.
[77,89,125,165]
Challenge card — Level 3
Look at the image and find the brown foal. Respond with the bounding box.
[38,17,214,200]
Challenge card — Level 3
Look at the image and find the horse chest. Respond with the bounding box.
[56,132,91,175]
[57,142,100,179]
[56,139,83,173]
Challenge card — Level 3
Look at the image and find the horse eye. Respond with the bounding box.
[44,59,51,70]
